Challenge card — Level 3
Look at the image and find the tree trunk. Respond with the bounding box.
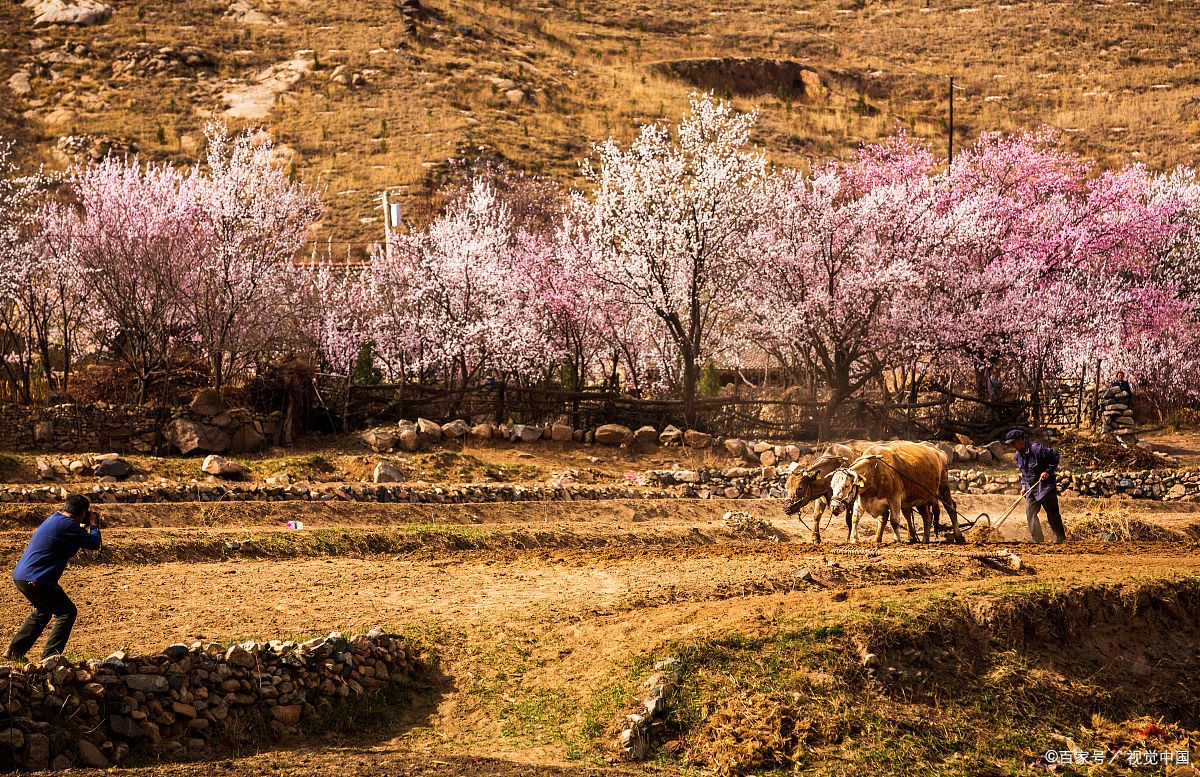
[817,395,843,442]
[682,356,698,429]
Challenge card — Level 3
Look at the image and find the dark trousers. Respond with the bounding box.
[1026,491,1066,543]
[7,580,77,659]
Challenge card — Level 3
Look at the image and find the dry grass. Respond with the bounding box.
[644,578,1200,775]
[1069,504,1182,542]
[2,0,1199,248]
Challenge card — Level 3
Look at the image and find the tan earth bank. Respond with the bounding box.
[3,437,1200,775]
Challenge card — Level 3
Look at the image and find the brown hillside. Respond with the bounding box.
[2,0,1198,253]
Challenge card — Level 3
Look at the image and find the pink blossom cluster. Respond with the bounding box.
[2,96,1199,420]
[3,123,321,400]
[305,96,1200,424]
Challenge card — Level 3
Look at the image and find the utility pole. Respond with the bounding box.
[948,75,955,166]
[376,187,407,258]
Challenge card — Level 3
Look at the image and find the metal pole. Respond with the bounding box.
[948,76,955,165]
[380,189,391,257]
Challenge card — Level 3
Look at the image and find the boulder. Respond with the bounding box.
[164,418,230,455]
[759,449,777,466]
[659,425,683,446]
[723,438,746,458]
[984,440,1008,460]
[955,433,973,445]
[510,424,543,443]
[231,424,267,453]
[549,423,573,442]
[470,423,495,441]
[395,428,420,452]
[415,418,442,442]
[94,458,133,480]
[372,462,403,483]
[201,455,244,478]
[683,430,712,449]
[441,419,470,439]
[595,424,632,446]
[188,387,225,417]
[633,425,659,446]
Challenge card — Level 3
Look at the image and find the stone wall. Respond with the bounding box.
[4,467,1192,507]
[0,631,420,770]
[0,481,678,506]
[0,398,280,455]
[950,468,1200,502]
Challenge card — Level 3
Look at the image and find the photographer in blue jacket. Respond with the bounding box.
[5,494,102,663]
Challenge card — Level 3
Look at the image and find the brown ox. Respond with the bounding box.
[783,440,876,542]
[828,441,962,544]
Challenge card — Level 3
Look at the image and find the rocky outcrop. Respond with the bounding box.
[221,55,313,120]
[649,58,828,101]
[23,0,112,26]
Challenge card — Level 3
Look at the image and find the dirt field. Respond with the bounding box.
[3,477,1200,775]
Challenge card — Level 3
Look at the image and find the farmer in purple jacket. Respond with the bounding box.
[1004,429,1066,544]
[5,495,101,663]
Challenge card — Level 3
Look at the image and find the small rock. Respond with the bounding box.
[74,738,109,768]
[659,425,683,446]
[201,454,244,478]
[7,70,32,97]
[510,424,543,443]
[373,461,403,483]
[94,458,133,479]
[272,703,303,726]
[224,644,255,668]
[124,673,168,693]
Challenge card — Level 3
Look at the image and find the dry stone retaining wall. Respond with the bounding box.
[3,468,1194,507]
[0,402,280,455]
[0,631,420,770]
[0,482,679,505]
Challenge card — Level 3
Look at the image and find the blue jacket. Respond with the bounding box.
[12,512,101,585]
[1016,442,1060,501]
